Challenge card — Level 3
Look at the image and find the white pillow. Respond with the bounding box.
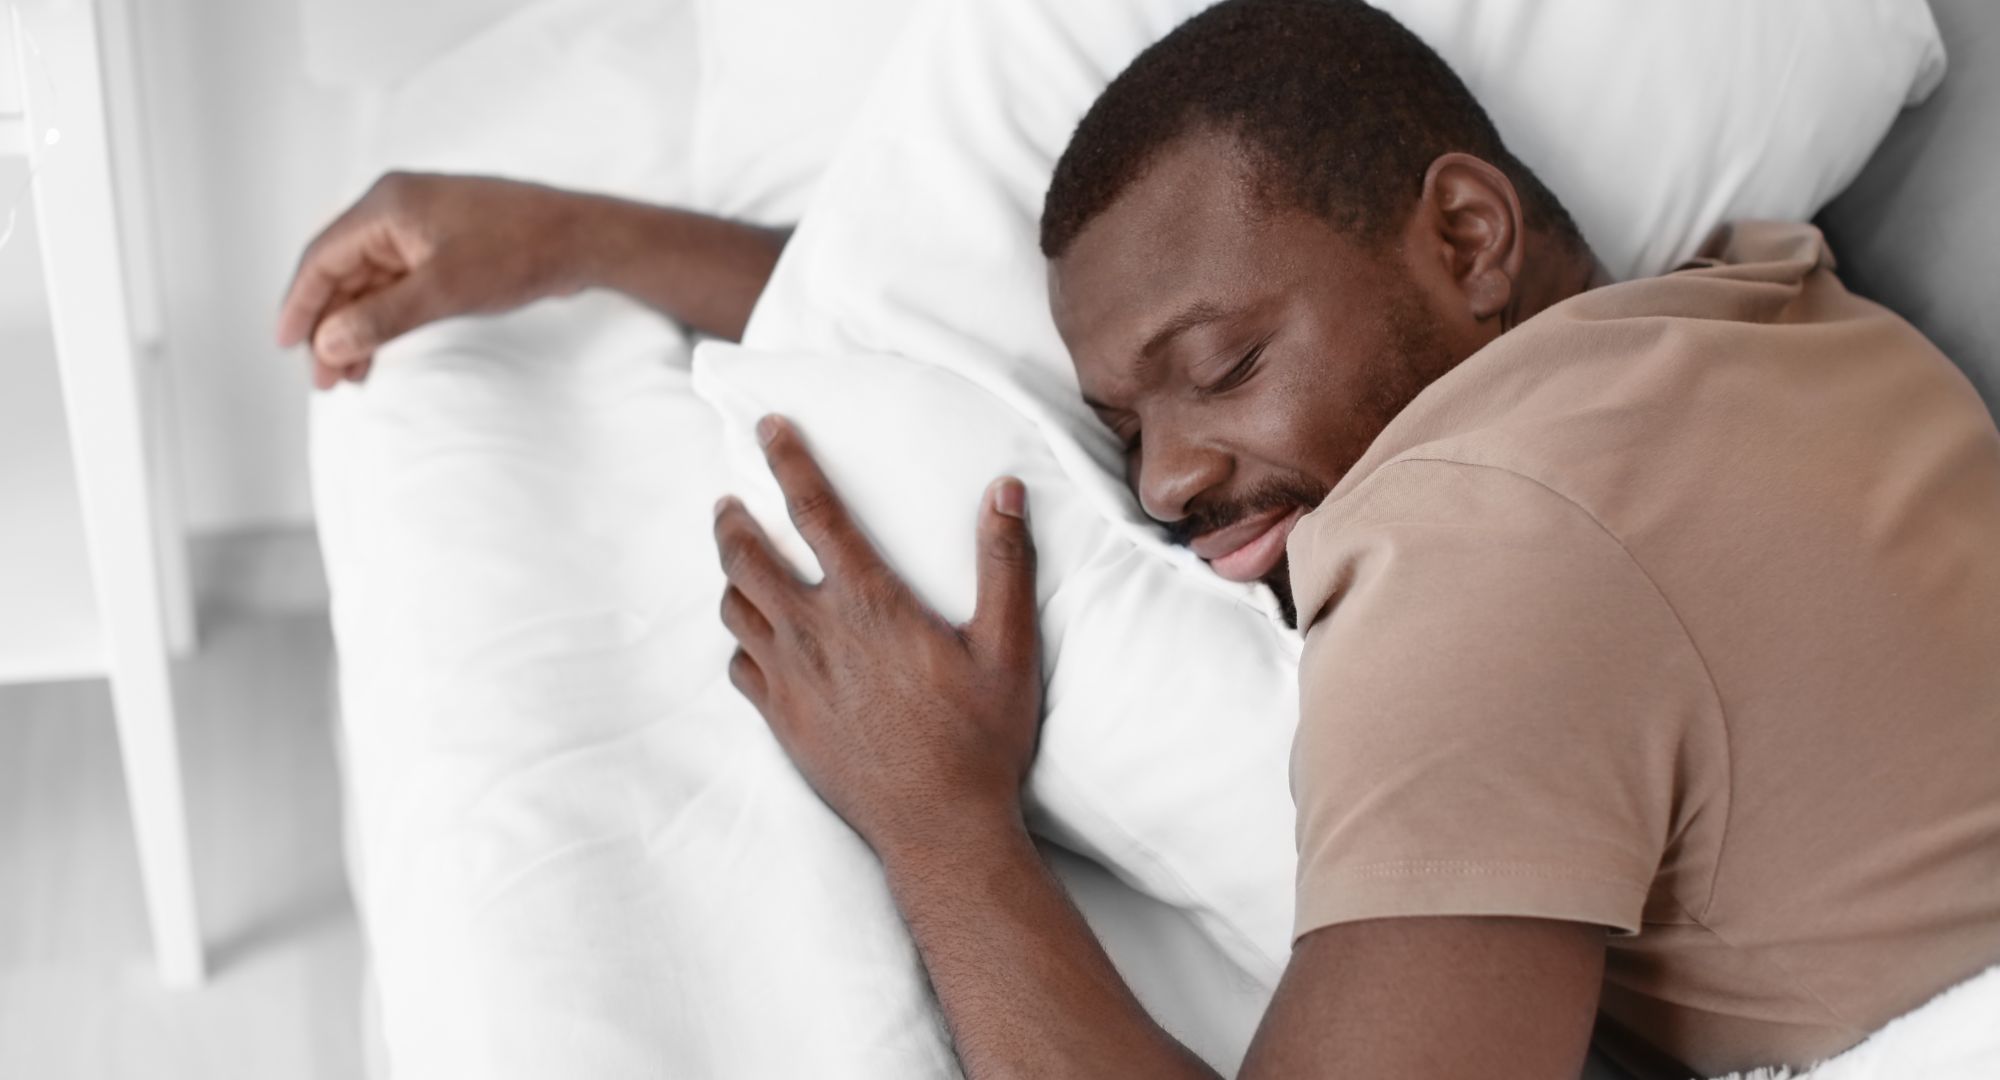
[743,0,1948,507]
[691,343,1303,1010]
[686,0,920,224]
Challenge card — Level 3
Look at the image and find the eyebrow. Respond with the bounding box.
[1081,299,1233,413]
[1141,299,1231,359]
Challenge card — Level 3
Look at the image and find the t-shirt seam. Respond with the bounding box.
[1663,894,1861,1032]
[1374,455,1737,923]
[1372,456,1859,1035]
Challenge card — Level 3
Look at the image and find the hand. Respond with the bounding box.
[276,172,588,390]
[713,415,1044,859]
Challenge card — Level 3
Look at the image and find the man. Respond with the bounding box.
[285,2,2000,1075]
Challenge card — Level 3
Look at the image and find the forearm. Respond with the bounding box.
[880,811,1217,1080]
[568,192,788,341]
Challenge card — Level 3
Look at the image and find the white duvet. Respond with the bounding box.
[312,293,1275,1078]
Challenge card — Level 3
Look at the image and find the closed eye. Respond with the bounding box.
[1201,340,1267,396]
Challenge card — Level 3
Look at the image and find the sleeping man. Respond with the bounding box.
[282,1,2000,1075]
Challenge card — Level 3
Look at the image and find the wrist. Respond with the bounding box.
[554,190,624,296]
[557,189,681,295]
[871,794,1031,882]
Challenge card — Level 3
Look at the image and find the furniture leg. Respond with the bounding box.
[15,0,205,987]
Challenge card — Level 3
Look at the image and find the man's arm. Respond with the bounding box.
[882,801,1604,1079]
[1244,917,1603,1077]
[277,172,786,389]
[572,187,788,341]
[713,419,1607,1078]
[882,810,1215,1078]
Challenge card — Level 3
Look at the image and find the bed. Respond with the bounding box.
[306,1,1995,1076]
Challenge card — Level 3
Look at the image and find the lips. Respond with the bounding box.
[1190,505,1307,583]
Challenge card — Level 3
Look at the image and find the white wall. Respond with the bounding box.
[0,159,44,333]
[132,0,369,533]
[13,1,542,534]
[1,17,42,332]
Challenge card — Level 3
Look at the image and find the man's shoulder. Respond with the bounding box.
[1287,455,1647,637]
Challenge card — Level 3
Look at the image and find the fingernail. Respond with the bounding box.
[755,415,781,447]
[714,495,736,517]
[993,477,1026,519]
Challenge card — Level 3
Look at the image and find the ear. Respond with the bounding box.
[1413,153,1528,325]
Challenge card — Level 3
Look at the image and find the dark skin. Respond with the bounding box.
[716,128,1614,1078]
[277,172,787,387]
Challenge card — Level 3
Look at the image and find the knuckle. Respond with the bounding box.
[987,532,1035,576]
[992,527,1031,561]
[373,171,431,218]
[852,575,901,623]
[369,171,406,204]
[787,486,839,529]
[323,310,375,356]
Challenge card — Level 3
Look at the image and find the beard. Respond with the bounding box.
[1165,472,1326,626]
[1228,284,1459,629]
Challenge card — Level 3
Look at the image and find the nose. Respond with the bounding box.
[1134,422,1232,524]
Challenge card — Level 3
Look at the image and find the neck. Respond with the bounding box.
[1503,230,1609,333]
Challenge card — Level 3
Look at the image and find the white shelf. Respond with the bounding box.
[0,325,105,684]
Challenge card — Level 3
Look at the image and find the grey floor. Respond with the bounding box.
[0,531,364,1079]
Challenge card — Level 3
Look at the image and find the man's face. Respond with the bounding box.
[1050,129,1461,608]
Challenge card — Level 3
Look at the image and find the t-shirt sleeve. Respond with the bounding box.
[1288,460,1721,939]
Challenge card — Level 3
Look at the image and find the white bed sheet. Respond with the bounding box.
[311,292,1270,1078]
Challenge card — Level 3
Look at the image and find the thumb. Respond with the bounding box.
[311,271,449,370]
[970,477,1038,660]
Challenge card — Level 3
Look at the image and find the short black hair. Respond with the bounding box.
[1040,0,1583,259]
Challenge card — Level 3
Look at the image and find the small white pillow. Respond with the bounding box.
[691,343,1303,1006]
[744,0,1948,514]
[686,0,920,225]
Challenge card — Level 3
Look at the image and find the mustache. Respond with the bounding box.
[1162,476,1327,547]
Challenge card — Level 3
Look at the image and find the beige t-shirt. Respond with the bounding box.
[1286,221,2000,1078]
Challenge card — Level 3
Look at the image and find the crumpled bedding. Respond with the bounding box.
[311,293,1270,1078]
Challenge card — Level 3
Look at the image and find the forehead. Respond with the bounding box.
[1049,130,1273,364]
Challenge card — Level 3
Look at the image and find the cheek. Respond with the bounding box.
[1227,359,1360,490]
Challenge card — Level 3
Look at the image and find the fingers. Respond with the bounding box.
[310,272,449,375]
[310,265,388,387]
[278,192,397,349]
[727,648,767,707]
[969,477,1038,662]
[756,416,884,581]
[277,242,350,351]
[714,495,806,617]
[719,585,772,646]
